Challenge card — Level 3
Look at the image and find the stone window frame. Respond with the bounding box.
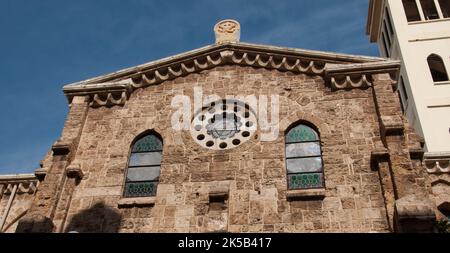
[121,130,163,201]
[284,121,326,193]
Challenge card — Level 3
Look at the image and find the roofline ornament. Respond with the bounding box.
[62,43,399,108]
[214,19,241,44]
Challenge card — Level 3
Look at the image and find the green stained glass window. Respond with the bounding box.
[132,135,163,152]
[286,125,319,143]
[285,124,324,190]
[124,182,158,198]
[288,173,323,190]
[124,133,162,198]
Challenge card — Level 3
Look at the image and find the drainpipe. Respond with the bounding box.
[0,184,18,232]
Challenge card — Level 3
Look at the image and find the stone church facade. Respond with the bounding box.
[1,20,449,233]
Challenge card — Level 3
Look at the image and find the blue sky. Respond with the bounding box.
[0,0,379,174]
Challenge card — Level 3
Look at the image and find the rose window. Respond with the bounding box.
[191,100,257,150]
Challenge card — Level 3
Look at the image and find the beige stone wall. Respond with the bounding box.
[429,173,450,220]
[0,181,37,233]
[59,65,392,233]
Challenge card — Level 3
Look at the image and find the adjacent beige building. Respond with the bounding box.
[367,0,450,224]
[367,0,450,170]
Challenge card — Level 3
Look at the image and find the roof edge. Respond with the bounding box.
[326,60,401,75]
[63,42,386,89]
[0,174,37,182]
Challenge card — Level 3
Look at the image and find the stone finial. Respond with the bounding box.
[214,19,241,44]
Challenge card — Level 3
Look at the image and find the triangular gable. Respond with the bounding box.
[62,42,399,107]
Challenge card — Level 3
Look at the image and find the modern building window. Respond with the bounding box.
[123,132,162,198]
[427,54,449,82]
[398,76,409,112]
[285,123,324,190]
[383,20,392,46]
[385,7,395,36]
[420,0,440,20]
[439,0,450,18]
[402,0,422,22]
[381,32,390,57]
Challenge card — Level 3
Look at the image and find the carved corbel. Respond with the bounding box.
[52,141,72,156]
[380,116,404,137]
[34,168,48,181]
[66,164,84,180]
[409,148,425,160]
[371,147,390,165]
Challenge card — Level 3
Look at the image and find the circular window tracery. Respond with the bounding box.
[191,100,257,150]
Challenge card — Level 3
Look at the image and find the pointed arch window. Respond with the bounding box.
[427,54,449,82]
[124,133,162,198]
[285,124,324,190]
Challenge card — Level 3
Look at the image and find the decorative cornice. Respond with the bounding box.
[0,174,37,183]
[424,152,450,174]
[325,61,401,91]
[330,75,372,90]
[62,43,396,108]
[90,91,128,108]
[0,174,38,194]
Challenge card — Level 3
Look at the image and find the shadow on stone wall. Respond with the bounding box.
[15,214,55,233]
[64,202,122,233]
